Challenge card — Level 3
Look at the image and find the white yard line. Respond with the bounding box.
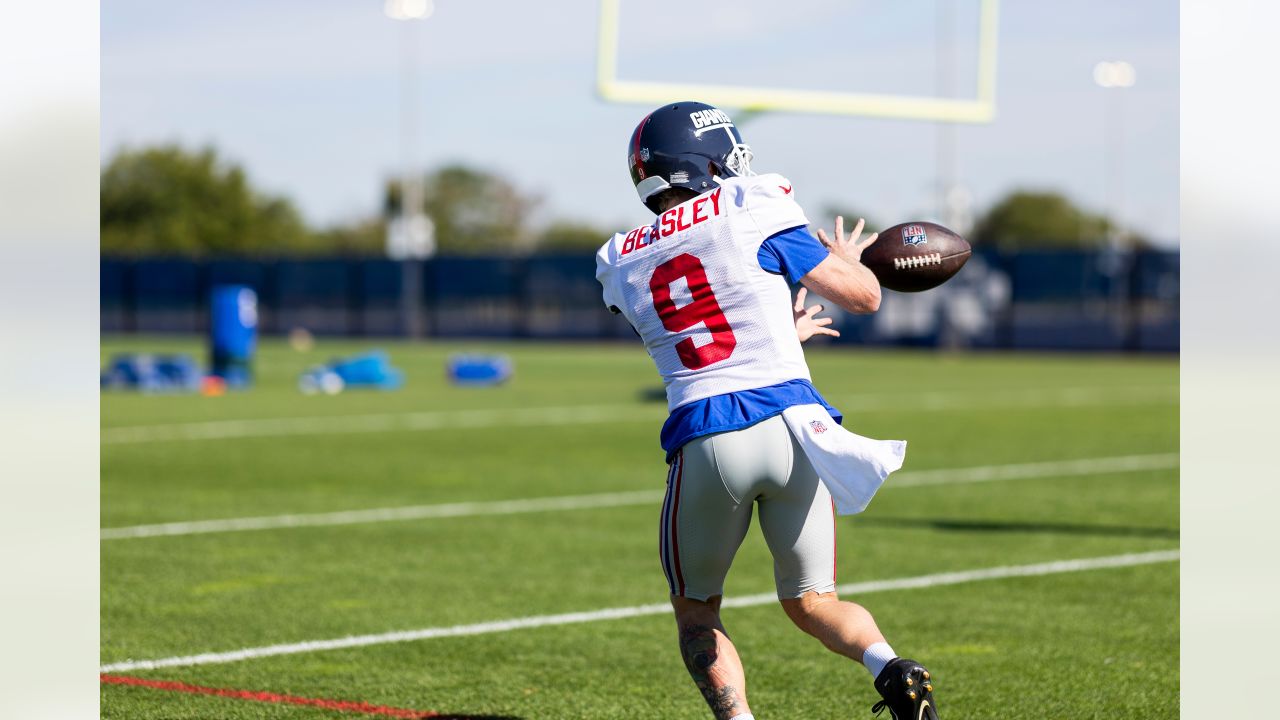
[100,453,1178,540]
[838,385,1176,412]
[101,404,662,445]
[102,385,1177,445]
[100,489,666,540]
[98,549,1180,673]
[890,453,1179,488]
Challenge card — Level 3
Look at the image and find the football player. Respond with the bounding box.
[596,102,939,720]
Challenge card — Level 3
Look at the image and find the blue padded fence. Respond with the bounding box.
[100,249,1178,352]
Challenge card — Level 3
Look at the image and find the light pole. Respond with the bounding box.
[385,0,436,338]
[1093,60,1136,249]
[385,0,435,260]
[1093,60,1137,346]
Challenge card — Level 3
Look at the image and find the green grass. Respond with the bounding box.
[101,338,1178,718]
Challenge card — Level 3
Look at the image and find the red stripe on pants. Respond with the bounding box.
[659,457,676,594]
[670,451,686,596]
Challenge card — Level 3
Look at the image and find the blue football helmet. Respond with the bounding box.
[627,101,755,213]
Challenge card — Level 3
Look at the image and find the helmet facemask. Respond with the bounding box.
[721,142,755,179]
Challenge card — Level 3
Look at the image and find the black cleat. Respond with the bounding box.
[871,658,938,719]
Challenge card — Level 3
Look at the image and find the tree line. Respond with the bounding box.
[100,144,1135,258]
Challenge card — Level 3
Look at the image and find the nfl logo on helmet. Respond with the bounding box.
[902,225,928,246]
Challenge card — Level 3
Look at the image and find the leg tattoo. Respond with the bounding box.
[706,686,741,716]
[679,623,745,719]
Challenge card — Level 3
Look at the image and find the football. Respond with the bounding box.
[860,221,971,292]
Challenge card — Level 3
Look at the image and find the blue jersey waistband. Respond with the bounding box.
[660,378,843,462]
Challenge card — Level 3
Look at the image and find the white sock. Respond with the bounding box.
[862,642,898,678]
[727,714,755,720]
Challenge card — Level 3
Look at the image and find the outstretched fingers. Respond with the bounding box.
[816,228,833,250]
[824,216,870,253]
[810,318,839,337]
[808,306,838,335]
[793,287,809,313]
[797,300,840,339]
[856,231,880,252]
[848,217,865,243]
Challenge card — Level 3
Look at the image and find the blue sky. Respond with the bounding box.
[102,0,1179,245]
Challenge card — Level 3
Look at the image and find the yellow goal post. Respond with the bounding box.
[595,0,1000,123]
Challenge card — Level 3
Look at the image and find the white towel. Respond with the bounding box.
[781,404,907,515]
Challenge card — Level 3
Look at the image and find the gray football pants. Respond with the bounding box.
[659,414,837,601]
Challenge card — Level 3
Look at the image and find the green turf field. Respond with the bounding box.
[101,337,1179,719]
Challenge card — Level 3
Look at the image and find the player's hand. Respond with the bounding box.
[817,216,878,265]
[793,287,840,342]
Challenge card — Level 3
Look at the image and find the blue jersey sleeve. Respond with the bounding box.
[757,225,830,284]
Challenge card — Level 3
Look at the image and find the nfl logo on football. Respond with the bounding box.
[902,224,928,246]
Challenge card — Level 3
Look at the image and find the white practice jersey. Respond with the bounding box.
[596,173,815,411]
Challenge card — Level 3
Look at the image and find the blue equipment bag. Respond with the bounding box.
[210,285,257,388]
[446,354,513,387]
[101,354,201,393]
[298,351,405,394]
